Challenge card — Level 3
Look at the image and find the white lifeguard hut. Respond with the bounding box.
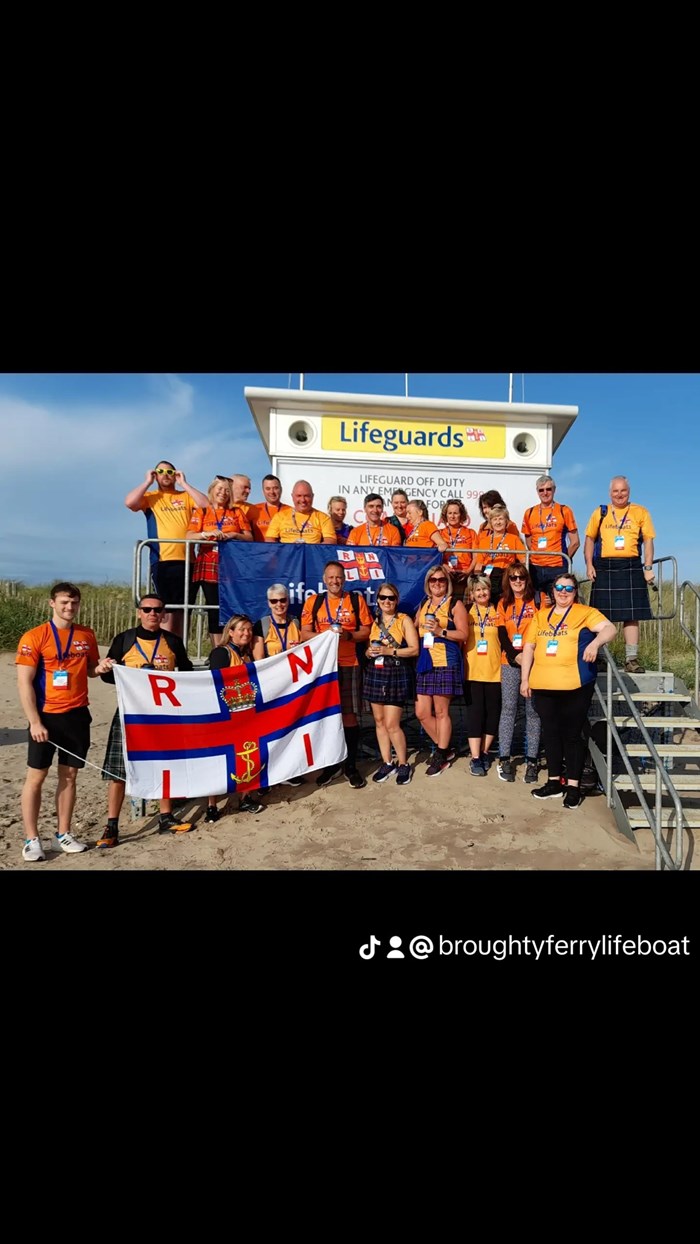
[245,379,578,527]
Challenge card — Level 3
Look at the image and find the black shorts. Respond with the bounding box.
[153,560,187,606]
[27,706,92,770]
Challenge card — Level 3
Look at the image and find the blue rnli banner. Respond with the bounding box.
[218,544,442,628]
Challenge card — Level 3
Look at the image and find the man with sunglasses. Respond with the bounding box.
[521,475,579,607]
[96,594,195,847]
[126,461,210,639]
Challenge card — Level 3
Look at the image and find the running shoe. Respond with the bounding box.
[524,761,539,784]
[22,837,46,862]
[345,768,367,789]
[204,806,220,823]
[563,787,583,810]
[396,764,412,786]
[240,794,265,814]
[55,832,88,853]
[469,758,486,777]
[372,763,397,784]
[497,758,515,783]
[316,764,342,787]
[158,814,194,834]
[531,780,564,800]
[426,751,450,777]
[96,833,119,849]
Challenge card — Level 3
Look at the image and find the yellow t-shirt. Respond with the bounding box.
[523,603,608,690]
[465,604,501,683]
[585,504,655,559]
[136,490,197,562]
[265,507,336,544]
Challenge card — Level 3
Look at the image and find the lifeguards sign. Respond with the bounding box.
[321,416,506,459]
[113,631,346,798]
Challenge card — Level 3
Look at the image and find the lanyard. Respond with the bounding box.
[269,618,291,651]
[294,513,311,537]
[490,530,508,553]
[425,595,448,618]
[547,604,573,636]
[227,642,248,661]
[512,600,529,630]
[474,605,491,639]
[376,613,399,645]
[447,525,465,548]
[134,635,161,666]
[612,506,630,531]
[325,596,344,626]
[213,506,228,532]
[50,623,74,665]
[538,503,554,531]
[366,522,385,545]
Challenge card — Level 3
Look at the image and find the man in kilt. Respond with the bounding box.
[583,476,656,674]
[97,593,194,847]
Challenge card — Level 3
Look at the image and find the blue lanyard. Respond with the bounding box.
[134,635,161,666]
[475,605,491,639]
[538,503,555,531]
[213,506,228,532]
[50,623,74,664]
[512,600,529,630]
[490,531,508,553]
[366,523,383,545]
[447,525,465,548]
[269,618,291,651]
[547,604,573,636]
[613,506,630,531]
[227,642,248,661]
[294,514,312,537]
[325,596,344,626]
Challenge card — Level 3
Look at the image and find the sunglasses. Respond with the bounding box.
[156,468,175,475]
[554,584,576,594]
[215,475,233,483]
[538,487,554,493]
[510,576,526,582]
[429,577,447,584]
[377,595,397,602]
[268,598,288,605]
[140,606,164,614]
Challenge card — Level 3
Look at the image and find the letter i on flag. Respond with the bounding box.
[113,631,347,799]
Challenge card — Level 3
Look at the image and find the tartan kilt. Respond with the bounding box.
[102,709,126,783]
[338,664,362,716]
[416,666,465,698]
[590,557,652,621]
[363,657,414,707]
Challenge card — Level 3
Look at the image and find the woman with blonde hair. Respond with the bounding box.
[364,582,419,786]
[414,565,469,777]
[206,614,264,817]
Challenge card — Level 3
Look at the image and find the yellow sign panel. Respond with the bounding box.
[321,416,505,459]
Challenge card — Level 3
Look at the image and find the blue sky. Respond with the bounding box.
[1,372,697,586]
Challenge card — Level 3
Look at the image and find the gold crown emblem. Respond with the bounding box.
[220,678,258,713]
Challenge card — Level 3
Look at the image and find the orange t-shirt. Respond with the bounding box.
[16,621,100,713]
[347,521,401,547]
[247,502,284,542]
[301,592,372,667]
[495,598,538,665]
[405,521,441,548]
[474,531,527,571]
[440,524,476,572]
[522,502,578,568]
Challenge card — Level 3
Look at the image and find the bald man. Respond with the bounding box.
[265,481,336,544]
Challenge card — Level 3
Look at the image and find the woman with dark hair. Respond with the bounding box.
[495,564,541,784]
[206,614,264,816]
[364,583,419,786]
[520,573,616,809]
[414,565,469,777]
[187,476,253,647]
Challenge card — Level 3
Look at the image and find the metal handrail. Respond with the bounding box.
[679,580,700,706]
[132,536,221,657]
[594,648,685,871]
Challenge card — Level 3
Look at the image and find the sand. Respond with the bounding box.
[0,650,662,872]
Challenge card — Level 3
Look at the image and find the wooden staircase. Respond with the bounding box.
[588,670,700,868]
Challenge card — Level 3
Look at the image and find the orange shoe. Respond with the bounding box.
[158,814,194,834]
[96,833,119,849]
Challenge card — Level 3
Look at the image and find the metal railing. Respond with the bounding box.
[679,580,700,706]
[133,536,221,660]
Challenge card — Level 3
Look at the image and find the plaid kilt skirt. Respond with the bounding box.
[590,557,652,621]
[415,666,464,698]
[338,664,362,716]
[363,657,414,707]
[102,709,126,783]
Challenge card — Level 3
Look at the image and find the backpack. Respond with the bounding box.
[260,614,300,642]
[311,591,362,630]
[592,504,643,560]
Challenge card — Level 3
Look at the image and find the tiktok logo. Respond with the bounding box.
[359,935,381,960]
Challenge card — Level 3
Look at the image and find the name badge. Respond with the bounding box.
[449,555,459,567]
[512,634,523,649]
[374,656,385,668]
[424,634,434,648]
[331,624,342,633]
[484,564,494,576]
[477,639,488,655]
[614,535,625,549]
[53,670,69,688]
[537,537,548,548]
[546,640,559,656]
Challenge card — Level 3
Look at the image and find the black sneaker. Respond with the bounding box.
[396,764,412,786]
[240,793,264,814]
[158,813,195,834]
[524,760,539,784]
[531,780,564,800]
[426,751,450,777]
[563,787,583,809]
[497,758,515,783]
[281,776,305,787]
[481,753,492,773]
[372,762,397,784]
[316,764,342,788]
[204,806,220,824]
[345,768,367,789]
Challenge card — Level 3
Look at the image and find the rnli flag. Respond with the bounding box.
[112,630,346,799]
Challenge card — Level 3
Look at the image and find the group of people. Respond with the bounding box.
[14,467,657,860]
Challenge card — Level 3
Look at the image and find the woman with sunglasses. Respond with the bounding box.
[187,476,253,648]
[494,565,541,784]
[364,584,419,786]
[464,574,502,776]
[520,573,615,809]
[414,566,469,777]
[250,585,307,791]
[206,615,264,817]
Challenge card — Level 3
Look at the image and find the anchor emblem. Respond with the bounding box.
[230,740,266,786]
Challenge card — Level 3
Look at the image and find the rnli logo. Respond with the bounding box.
[220,676,258,713]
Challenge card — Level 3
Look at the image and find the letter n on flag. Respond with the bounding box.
[113,631,347,799]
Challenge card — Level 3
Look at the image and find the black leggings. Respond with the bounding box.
[531,683,595,783]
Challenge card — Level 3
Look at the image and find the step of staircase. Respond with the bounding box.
[599,691,691,703]
[589,715,697,729]
[628,810,700,830]
[615,774,700,790]
[623,744,700,756]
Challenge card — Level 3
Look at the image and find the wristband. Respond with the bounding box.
[643,565,653,571]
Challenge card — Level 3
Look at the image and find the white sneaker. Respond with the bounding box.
[22,837,46,862]
[55,832,87,854]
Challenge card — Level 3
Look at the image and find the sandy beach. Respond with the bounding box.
[0,650,664,871]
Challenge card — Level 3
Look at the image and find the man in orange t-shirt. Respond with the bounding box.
[347,494,402,547]
[247,474,285,541]
[15,582,113,862]
[301,561,372,789]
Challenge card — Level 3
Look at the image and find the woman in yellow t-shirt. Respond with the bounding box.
[464,575,502,777]
[520,574,615,809]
